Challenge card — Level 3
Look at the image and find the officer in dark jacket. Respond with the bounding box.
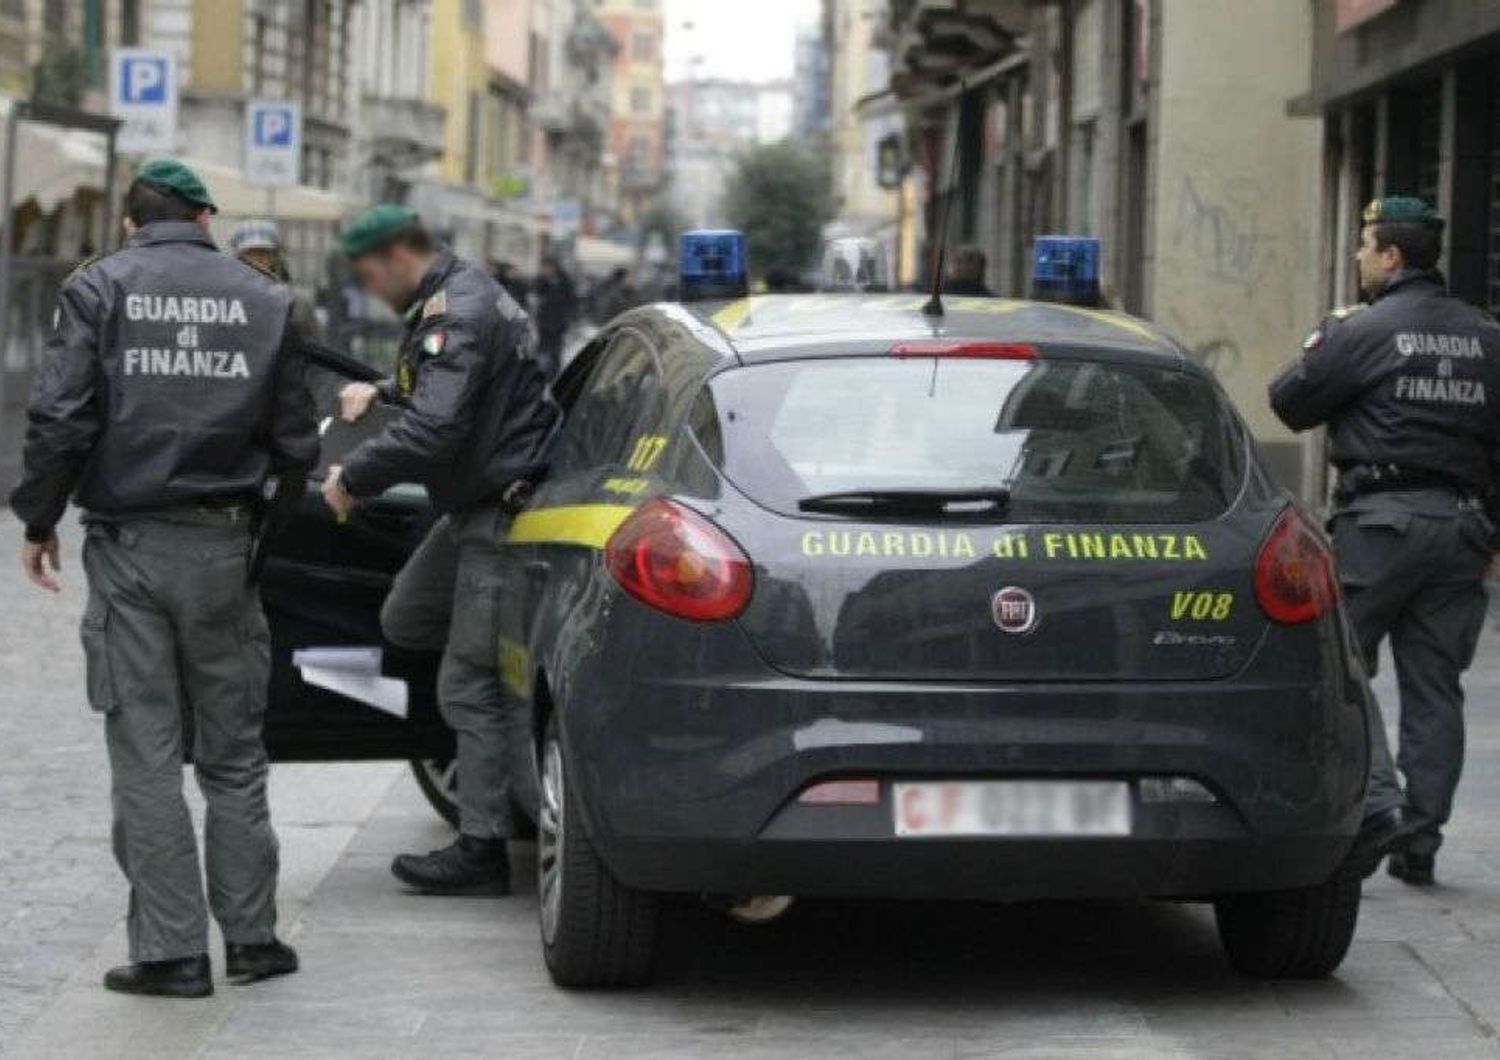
[322,205,557,894]
[1270,196,1500,886]
[9,159,317,996]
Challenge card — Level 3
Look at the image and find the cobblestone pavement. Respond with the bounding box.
[6,510,1500,1058]
[0,515,124,1048]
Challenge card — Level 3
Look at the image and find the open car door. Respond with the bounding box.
[258,345,451,766]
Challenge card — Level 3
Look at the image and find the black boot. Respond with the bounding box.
[226,939,300,984]
[1349,806,1416,878]
[1388,851,1436,886]
[103,954,213,998]
[391,834,511,895]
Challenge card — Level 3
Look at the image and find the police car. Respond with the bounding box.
[264,234,1371,989]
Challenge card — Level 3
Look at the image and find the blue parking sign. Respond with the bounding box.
[253,107,295,148]
[244,99,302,187]
[110,48,177,152]
[119,56,167,103]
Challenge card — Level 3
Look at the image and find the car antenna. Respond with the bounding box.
[923,81,966,319]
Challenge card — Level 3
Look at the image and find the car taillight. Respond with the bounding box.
[889,340,1037,359]
[1254,508,1336,625]
[604,498,753,622]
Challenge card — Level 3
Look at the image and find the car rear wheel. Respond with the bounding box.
[1214,867,1361,979]
[537,717,658,988]
[410,756,538,838]
[410,757,461,827]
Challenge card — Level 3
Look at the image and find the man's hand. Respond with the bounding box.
[321,465,355,523]
[338,382,380,423]
[22,534,61,593]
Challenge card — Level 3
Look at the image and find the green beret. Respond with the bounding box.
[136,157,216,213]
[339,204,421,257]
[1363,196,1444,232]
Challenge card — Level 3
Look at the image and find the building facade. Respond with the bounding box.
[595,0,663,229]
[666,77,793,229]
[1298,0,1500,314]
[826,0,903,279]
[874,0,1321,490]
[352,0,446,205]
[528,0,614,247]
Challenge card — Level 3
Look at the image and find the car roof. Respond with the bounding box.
[643,292,1191,369]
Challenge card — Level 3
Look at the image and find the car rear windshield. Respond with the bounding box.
[691,355,1246,523]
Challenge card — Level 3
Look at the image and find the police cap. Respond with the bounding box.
[136,158,217,214]
[230,219,281,252]
[339,204,422,258]
[1362,196,1445,233]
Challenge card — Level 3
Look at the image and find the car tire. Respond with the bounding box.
[409,757,539,839]
[410,757,461,827]
[1213,867,1362,979]
[537,717,658,988]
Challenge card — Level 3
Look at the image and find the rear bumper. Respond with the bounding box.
[599,834,1351,902]
[555,604,1369,902]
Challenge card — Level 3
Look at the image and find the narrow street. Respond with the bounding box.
[5,514,1500,1060]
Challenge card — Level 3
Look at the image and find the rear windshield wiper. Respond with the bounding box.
[797,487,1011,516]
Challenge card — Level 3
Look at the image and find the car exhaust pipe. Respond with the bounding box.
[720,895,795,925]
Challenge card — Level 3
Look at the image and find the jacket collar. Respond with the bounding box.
[125,221,218,251]
[1374,267,1444,302]
[403,249,457,319]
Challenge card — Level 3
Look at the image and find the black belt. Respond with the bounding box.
[1336,464,1482,502]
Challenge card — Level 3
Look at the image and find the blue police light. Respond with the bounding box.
[1030,235,1101,306]
[679,229,748,302]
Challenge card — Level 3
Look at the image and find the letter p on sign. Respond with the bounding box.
[122,57,166,103]
[254,108,293,147]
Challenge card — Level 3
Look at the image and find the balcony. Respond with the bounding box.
[531,95,571,134]
[887,0,1025,99]
[361,95,446,164]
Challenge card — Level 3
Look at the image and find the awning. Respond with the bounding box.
[190,159,350,223]
[0,100,108,214]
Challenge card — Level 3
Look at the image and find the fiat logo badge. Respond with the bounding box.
[992,586,1038,635]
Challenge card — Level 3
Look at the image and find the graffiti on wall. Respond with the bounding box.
[1170,175,1278,291]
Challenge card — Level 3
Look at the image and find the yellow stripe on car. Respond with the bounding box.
[709,297,758,334]
[507,504,637,549]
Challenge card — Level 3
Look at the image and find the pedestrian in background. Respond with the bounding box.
[944,245,994,296]
[230,218,322,343]
[1270,196,1500,886]
[491,259,530,308]
[9,159,317,997]
[592,265,638,323]
[322,205,558,895]
[531,255,577,378]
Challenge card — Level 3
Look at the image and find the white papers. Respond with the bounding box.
[292,646,408,719]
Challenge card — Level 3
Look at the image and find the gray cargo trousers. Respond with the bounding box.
[380,502,537,839]
[1332,491,1492,857]
[80,511,279,963]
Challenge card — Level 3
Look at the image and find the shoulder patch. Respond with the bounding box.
[1329,304,1365,321]
[61,252,102,290]
[422,290,447,319]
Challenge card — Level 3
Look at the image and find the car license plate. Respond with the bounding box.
[893,780,1132,838]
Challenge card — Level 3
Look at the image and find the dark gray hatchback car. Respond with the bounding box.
[262,292,1372,989]
[488,294,1371,987]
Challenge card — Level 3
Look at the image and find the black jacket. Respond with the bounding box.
[9,222,318,537]
[1269,270,1500,493]
[339,252,558,514]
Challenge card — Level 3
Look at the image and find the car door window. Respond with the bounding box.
[551,330,668,476]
